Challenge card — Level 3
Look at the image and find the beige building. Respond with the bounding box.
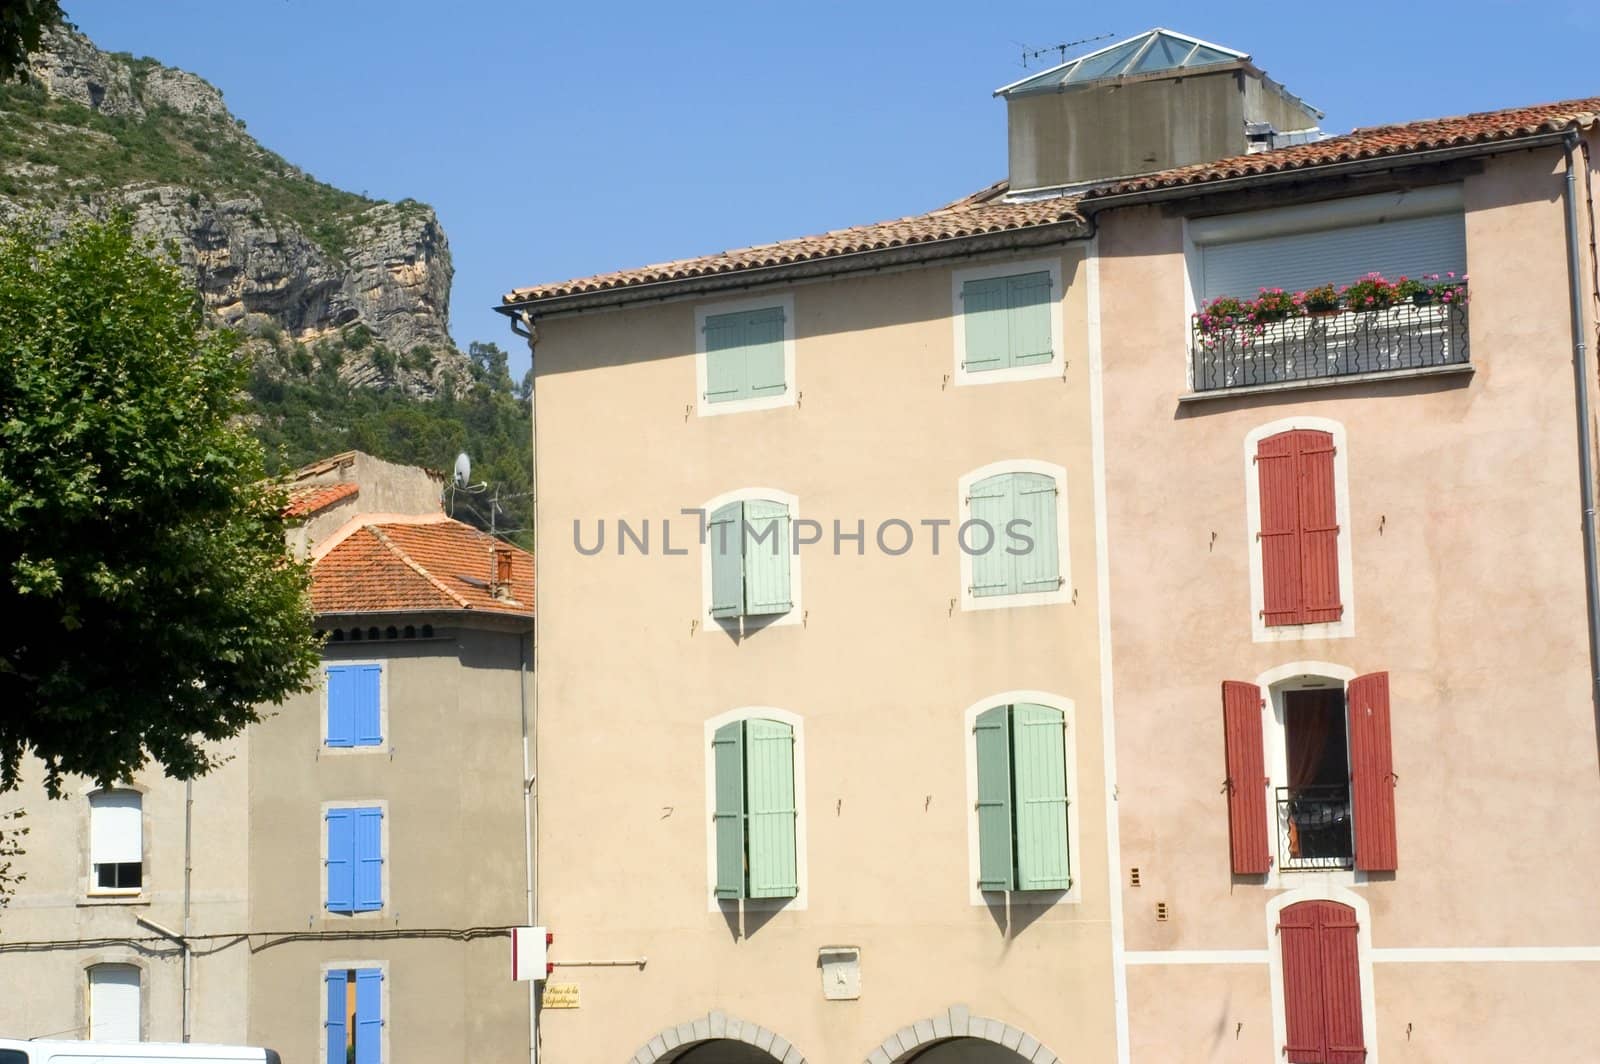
[0,452,538,1064]
[501,28,1600,1064]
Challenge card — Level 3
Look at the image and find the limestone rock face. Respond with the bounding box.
[5,29,467,397]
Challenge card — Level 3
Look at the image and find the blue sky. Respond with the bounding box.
[66,1,1597,374]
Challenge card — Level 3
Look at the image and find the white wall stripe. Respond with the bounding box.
[1125,950,1269,966]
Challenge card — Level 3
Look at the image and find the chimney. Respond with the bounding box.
[492,545,515,601]
[994,28,1322,192]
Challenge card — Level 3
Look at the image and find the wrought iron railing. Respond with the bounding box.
[1192,297,1470,393]
[1276,784,1354,871]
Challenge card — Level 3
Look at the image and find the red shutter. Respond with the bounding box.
[1347,671,1397,871]
[1257,432,1304,625]
[1222,680,1270,875]
[1296,431,1343,623]
[1280,900,1366,1064]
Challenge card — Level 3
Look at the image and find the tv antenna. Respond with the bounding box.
[1019,32,1115,69]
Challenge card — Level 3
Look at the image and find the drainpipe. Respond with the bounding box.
[1562,130,1600,744]
[181,780,193,1043]
[510,309,541,1064]
[135,914,188,1042]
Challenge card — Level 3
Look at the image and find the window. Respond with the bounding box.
[325,807,384,913]
[709,498,793,621]
[1222,673,1396,876]
[959,462,1069,610]
[326,664,382,747]
[87,963,140,1041]
[325,967,383,1064]
[695,295,795,416]
[952,259,1064,384]
[712,717,798,901]
[88,791,142,893]
[1278,900,1366,1063]
[1246,419,1353,641]
[973,703,1071,893]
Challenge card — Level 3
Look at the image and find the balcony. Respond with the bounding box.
[1192,296,1470,394]
[1276,784,1353,872]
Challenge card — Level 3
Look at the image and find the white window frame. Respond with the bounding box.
[86,961,144,1042]
[694,292,797,418]
[85,787,146,899]
[702,706,808,912]
[1265,885,1380,1064]
[961,691,1081,907]
[958,459,1072,612]
[697,487,803,630]
[1243,416,1356,643]
[319,799,390,919]
[320,657,389,755]
[319,959,390,1064]
[951,257,1066,386]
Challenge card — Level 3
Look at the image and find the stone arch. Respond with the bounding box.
[866,1005,1060,1063]
[629,1009,807,1064]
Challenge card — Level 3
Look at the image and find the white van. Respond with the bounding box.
[0,1041,279,1064]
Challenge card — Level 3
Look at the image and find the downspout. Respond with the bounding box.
[510,308,540,1064]
[1562,130,1600,747]
[181,780,193,1042]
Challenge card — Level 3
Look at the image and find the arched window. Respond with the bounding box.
[959,461,1070,611]
[87,963,140,1041]
[701,489,801,628]
[1278,900,1365,1063]
[705,709,806,907]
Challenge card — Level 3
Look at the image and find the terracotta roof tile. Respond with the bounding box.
[502,195,1085,303]
[502,95,1598,307]
[311,516,533,619]
[283,482,359,519]
[1083,95,1600,198]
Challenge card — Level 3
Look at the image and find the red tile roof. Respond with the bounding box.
[501,96,1598,307]
[1084,95,1600,198]
[283,481,359,519]
[311,516,533,619]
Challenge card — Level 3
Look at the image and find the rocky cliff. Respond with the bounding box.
[0,29,466,396]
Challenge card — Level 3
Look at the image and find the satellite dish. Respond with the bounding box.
[453,452,471,488]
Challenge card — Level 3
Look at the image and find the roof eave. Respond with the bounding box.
[497,217,1090,318]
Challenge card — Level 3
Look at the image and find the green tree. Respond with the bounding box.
[0,215,321,795]
[0,0,64,82]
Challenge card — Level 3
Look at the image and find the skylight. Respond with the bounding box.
[995,28,1248,97]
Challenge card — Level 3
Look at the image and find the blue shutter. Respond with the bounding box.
[744,718,798,900]
[742,499,792,616]
[742,307,788,398]
[353,665,381,747]
[969,473,1015,597]
[703,312,747,403]
[712,721,746,899]
[353,808,384,912]
[709,501,745,620]
[1012,703,1071,891]
[325,970,348,1064]
[974,706,1014,891]
[1006,271,1054,366]
[1012,473,1061,594]
[326,667,357,747]
[962,277,1008,371]
[326,809,355,912]
[354,968,383,1064]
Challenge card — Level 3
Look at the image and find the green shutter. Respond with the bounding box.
[742,307,788,398]
[1006,271,1054,366]
[962,277,1009,372]
[969,473,1015,597]
[709,501,744,619]
[704,312,747,403]
[712,721,746,899]
[1012,472,1061,594]
[744,718,798,899]
[1012,703,1071,891]
[974,705,1014,891]
[742,499,792,616]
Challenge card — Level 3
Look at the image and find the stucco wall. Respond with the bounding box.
[530,246,1114,1063]
[0,741,250,1046]
[246,626,531,1063]
[1095,143,1600,1058]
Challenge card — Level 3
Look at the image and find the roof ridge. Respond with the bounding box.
[367,524,473,610]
